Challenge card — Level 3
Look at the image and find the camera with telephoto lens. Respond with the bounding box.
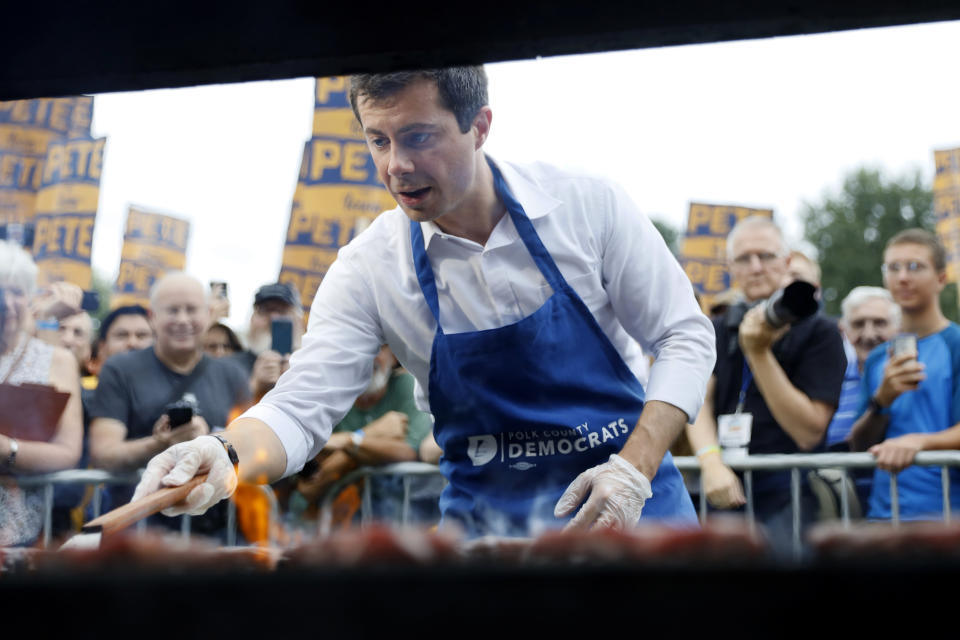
[760,280,819,329]
[163,398,198,428]
[724,280,819,355]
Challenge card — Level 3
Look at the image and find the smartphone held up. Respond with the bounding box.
[891,333,918,360]
[271,317,294,355]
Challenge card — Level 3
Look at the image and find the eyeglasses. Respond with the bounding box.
[881,261,930,275]
[732,251,783,266]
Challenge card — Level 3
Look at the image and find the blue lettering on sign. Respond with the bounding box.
[40,138,105,187]
[32,213,96,261]
[0,151,44,191]
[314,78,350,109]
[0,98,74,132]
[301,136,382,187]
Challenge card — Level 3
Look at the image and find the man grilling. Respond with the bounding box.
[133,67,715,537]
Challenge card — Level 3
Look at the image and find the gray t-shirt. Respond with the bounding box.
[90,347,250,536]
[91,347,250,439]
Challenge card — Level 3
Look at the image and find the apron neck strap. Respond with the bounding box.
[409,157,570,328]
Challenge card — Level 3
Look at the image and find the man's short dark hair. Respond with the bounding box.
[886,228,947,272]
[99,304,149,342]
[348,67,488,134]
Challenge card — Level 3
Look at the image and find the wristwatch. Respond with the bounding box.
[350,429,365,454]
[868,395,887,414]
[5,438,18,470]
[211,433,239,470]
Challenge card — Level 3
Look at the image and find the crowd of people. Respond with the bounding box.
[2,66,960,553]
[0,244,439,546]
[3,218,958,551]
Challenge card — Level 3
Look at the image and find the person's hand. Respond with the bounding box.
[364,411,408,440]
[700,454,746,508]
[251,350,288,396]
[208,296,230,325]
[869,433,926,473]
[296,450,357,502]
[554,454,653,531]
[131,434,238,516]
[324,432,353,451]
[874,352,925,408]
[154,415,210,447]
[30,281,83,320]
[151,413,172,445]
[738,305,789,356]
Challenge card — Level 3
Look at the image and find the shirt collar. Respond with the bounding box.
[419,155,562,249]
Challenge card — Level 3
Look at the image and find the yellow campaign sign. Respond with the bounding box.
[0,98,80,137]
[68,97,94,138]
[32,210,96,289]
[934,148,960,283]
[934,188,960,222]
[936,216,960,283]
[680,202,773,311]
[31,135,105,290]
[120,242,189,266]
[312,109,363,140]
[114,206,190,307]
[679,235,727,261]
[934,148,960,190]
[0,124,63,156]
[0,96,104,229]
[0,191,36,225]
[279,79,398,314]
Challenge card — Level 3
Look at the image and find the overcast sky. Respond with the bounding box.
[89,20,960,329]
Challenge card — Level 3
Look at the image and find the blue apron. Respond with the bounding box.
[410,160,696,537]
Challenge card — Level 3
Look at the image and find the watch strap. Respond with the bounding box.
[211,433,239,468]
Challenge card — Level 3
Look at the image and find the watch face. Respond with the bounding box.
[215,435,239,465]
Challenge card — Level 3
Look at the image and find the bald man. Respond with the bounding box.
[89,273,249,518]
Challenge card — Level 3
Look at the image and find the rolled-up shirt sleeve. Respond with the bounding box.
[240,248,384,478]
[599,181,716,421]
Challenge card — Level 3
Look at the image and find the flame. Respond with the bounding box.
[232,482,273,547]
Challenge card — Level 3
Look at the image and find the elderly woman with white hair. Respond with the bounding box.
[0,240,82,546]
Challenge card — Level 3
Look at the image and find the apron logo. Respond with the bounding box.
[467,435,497,466]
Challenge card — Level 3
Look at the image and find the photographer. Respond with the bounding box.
[88,273,249,539]
[687,216,845,553]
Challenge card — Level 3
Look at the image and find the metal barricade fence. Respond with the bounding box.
[317,461,446,536]
[11,469,280,549]
[674,450,960,558]
[317,452,960,557]
[13,452,960,556]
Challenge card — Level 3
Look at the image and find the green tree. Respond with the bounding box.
[89,268,114,323]
[652,218,680,257]
[802,166,957,321]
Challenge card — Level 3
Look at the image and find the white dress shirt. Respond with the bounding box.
[243,158,716,477]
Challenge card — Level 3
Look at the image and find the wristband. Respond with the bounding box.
[868,395,887,414]
[5,438,18,470]
[211,434,239,471]
[350,429,365,454]
[695,444,721,460]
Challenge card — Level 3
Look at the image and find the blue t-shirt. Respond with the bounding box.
[826,342,861,446]
[859,323,960,519]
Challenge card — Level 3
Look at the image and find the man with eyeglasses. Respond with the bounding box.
[849,228,960,520]
[687,215,846,554]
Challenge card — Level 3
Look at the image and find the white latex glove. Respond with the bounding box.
[554,454,653,531]
[131,435,238,516]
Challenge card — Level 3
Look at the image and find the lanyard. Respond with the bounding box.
[736,360,753,414]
